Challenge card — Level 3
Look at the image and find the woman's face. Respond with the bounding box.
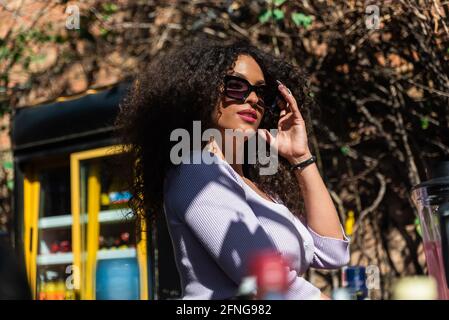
[214,54,266,134]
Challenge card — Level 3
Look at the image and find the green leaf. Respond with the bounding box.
[23,56,31,70]
[17,33,27,44]
[7,180,13,191]
[421,117,429,130]
[273,9,285,20]
[32,30,44,41]
[415,217,422,238]
[3,161,13,170]
[100,27,109,37]
[102,3,118,14]
[274,0,287,6]
[27,29,50,43]
[0,46,10,60]
[291,12,313,28]
[340,146,350,156]
[50,34,66,44]
[0,73,8,83]
[259,9,273,24]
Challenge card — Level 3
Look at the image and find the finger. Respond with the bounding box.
[276,80,304,121]
[279,84,301,119]
[278,109,288,128]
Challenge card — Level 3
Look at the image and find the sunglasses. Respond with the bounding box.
[223,75,283,112]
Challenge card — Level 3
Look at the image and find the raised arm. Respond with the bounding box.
[259,80,350,269]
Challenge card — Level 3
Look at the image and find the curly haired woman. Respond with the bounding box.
[116,38,350,300]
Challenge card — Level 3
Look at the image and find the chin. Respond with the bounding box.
[236,124,258,137]
[218,116,260,135]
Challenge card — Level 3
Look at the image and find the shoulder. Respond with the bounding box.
[164,150,244,200]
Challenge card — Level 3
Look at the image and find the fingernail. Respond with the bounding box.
[276,80,284,87]
[286,88,292,95]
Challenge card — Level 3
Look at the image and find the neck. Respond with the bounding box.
[206,130,245,177]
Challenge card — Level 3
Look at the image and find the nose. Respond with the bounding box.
[245,90,260,107]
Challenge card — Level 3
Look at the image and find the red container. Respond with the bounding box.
[249,250,290,299]
[412,161,449,299]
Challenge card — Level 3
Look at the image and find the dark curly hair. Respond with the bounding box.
[115,38,316,225]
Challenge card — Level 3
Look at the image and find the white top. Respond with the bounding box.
[163,150,350,299]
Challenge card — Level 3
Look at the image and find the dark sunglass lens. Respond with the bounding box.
[227,79,247,89]
[226,79,248,100]
[258,87,276,108]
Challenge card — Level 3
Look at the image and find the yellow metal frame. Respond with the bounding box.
[23,159,69,299]
[137,214,148,299]
[23,169,39,299]
[85,162,100,299]
[70,145,148,300]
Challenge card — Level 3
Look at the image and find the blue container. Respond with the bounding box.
[96,258,140,300]
[345,266,368,300]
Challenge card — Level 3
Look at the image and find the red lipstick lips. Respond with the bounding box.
[237,109,257,123]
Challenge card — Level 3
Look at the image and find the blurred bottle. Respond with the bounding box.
[249,250,289,300]
[59,240,71,253]
[55,278,66,300]
[345,210,355,237]
[65,287,76,300]
[46,280,57,300]
[120,232,130,247]
[101,193,110,207]
[109,191,131,204]
[50,241,60,254]
[113,236,121,248]
[392,276,438,300]
[99,235,105,249]
[330,266,356,300]
[345,266,368,300]
[38,280,47,300]
[105,236,115,249]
